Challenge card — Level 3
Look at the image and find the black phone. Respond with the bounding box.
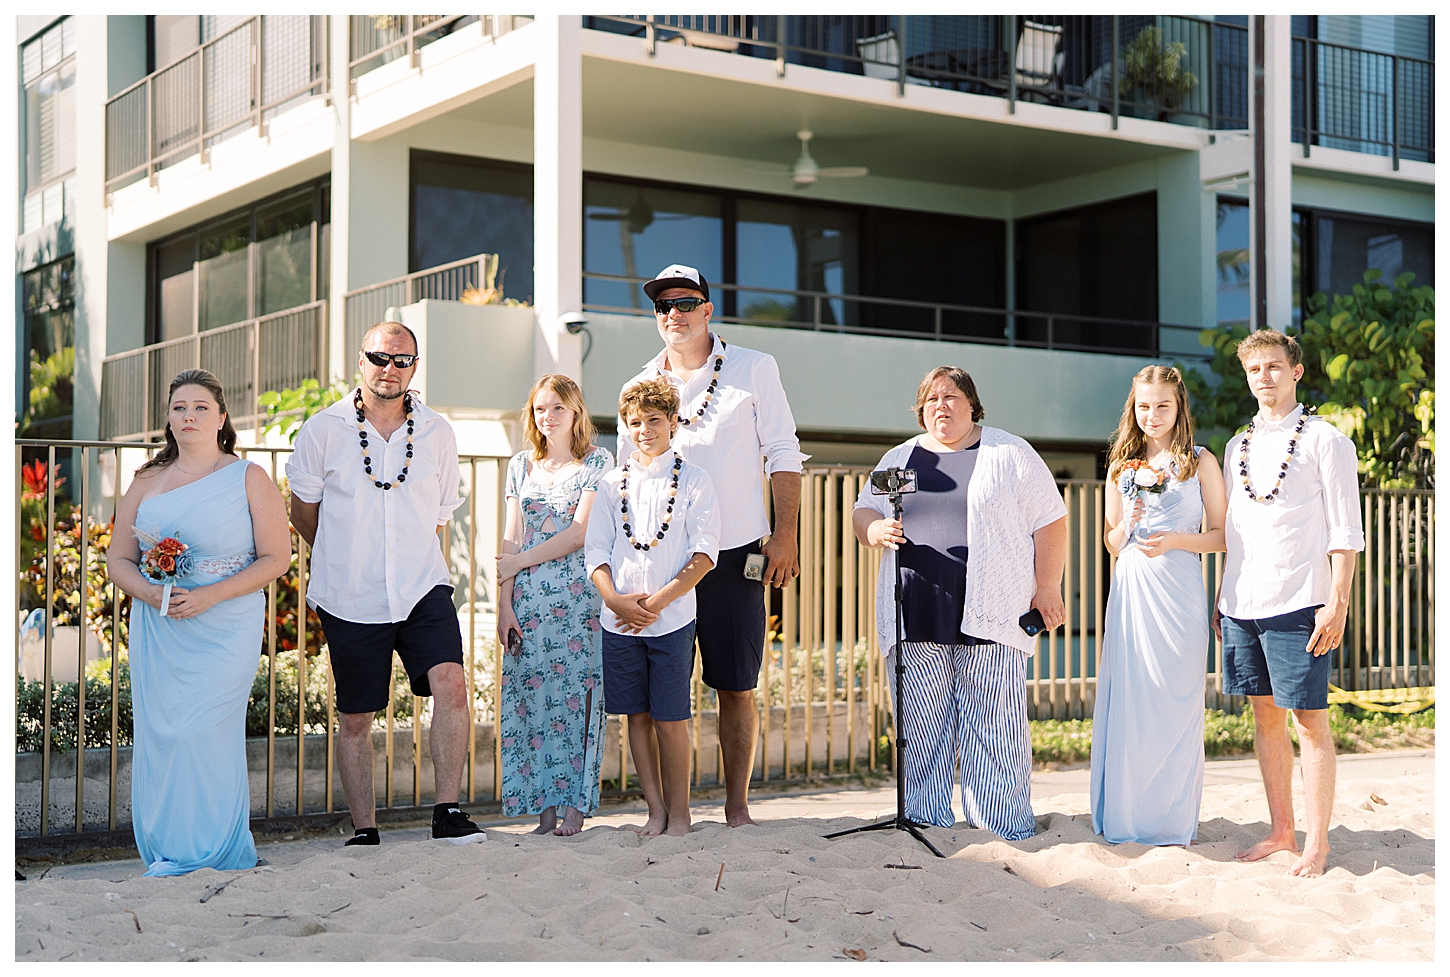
[1019,608,1047,637]
[507,629,522,655]
[869,467,918,496]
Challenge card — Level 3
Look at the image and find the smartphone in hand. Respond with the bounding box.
[1019,608,1047,637]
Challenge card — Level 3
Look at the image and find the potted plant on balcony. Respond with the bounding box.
[1118,26,1198,123]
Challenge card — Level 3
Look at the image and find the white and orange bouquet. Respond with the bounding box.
[135,527,194,616]
[1117,458,1168,503]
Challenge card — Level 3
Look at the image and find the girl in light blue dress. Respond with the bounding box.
[1091,366,1227,846]
[107,370,291,875]
[496,375,612,836]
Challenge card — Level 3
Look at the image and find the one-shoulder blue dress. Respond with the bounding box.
[129,459,263,876]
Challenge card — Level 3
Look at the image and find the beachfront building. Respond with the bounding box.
[15,14,1435,470]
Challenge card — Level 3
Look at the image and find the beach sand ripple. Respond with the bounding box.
[14,757,1433,961]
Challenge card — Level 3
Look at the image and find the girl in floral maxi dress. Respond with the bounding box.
[497,375,612,835]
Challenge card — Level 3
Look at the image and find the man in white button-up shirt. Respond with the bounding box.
[618,264,807,828]
[287,322,484,846]
[1213,329,1364,878]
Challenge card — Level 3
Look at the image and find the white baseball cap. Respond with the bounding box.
[643,264,710,303]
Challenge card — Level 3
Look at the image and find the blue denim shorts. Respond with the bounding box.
[1221,606,1330,711]
[601,623,696,721]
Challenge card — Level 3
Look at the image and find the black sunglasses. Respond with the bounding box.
[362,350,418,369]
[653,297,708,315]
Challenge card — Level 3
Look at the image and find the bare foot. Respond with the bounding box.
[1235,833,1299,862]
[636,813,667,837]
[1288,844,1329,878]
[724,805,758,828]
[664,814,691,837]
[553,807,585,837]
[531,807,557,835]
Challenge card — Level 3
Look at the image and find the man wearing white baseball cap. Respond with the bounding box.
[618,263,807,827]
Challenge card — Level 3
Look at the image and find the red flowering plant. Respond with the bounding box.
[18,459,126,654]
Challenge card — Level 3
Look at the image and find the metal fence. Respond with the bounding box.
[588,15,1251,131]
[1292,35,1434,166]
[105,16,329,193]
[99,302,327,442]
[342,253,501,365]
[348,15,532,84]
[585,272,1208,360]
[15,444,1433,840]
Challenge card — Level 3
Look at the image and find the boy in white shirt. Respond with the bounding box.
[585,377,720,837]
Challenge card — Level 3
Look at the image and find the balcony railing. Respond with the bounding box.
[584,272,1208,360]
[348,15,532,85]
[14,442,1433,843]
[342,253,500,364]
[105,16,329,193]
[99,301,327,441]
[589,15,1251,130]
[1293,35,1434,166]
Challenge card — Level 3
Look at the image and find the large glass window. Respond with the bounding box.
[1313,211,1433,297]
[580,173,1007,335]
[1215,198,1250,328]
[1017,192,1158,350]
[149,179,329,344]
[410,152,534,303]
[21,18,76,234]
[1216,197,1432,329]
[862,208,1006,337]
[20,256,75,437]
[735,199,857,325]
[584,180,723,312]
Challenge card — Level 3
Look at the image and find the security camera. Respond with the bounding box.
[558,312,588,335]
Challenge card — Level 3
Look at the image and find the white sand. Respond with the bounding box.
[14,750,1433,961]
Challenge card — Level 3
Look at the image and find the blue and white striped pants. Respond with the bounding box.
[885,642,1036,840]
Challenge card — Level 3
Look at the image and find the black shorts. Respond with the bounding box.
[695,541,767,692]
[315,584,464,714]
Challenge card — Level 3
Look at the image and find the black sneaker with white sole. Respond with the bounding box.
[431,804,486,845]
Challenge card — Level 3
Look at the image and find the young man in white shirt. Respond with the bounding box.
[587,377,721,837]
[287,321,485,846]
[1214,328,1364,878]
[618,264,806,828]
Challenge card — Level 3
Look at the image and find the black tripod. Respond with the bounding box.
[824,478,945,859]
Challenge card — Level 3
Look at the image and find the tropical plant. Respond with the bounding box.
[258,377,352,444]
[1119,26,1197,113]
[1180,270,1434,488]
[26,346,75,427]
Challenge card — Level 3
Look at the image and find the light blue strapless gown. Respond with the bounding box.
[1090,455,1210,846]
[130,459,262,876]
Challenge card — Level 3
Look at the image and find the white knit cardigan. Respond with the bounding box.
[856,427,1068,656]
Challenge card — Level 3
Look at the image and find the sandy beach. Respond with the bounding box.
[14,749,1433,962]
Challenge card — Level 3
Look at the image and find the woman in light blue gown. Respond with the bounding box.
[108,370,291,876]
[1091,366,1227,846]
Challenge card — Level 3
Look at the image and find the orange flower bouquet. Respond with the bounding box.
[135,527,195,616]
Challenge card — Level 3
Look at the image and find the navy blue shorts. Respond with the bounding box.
[695,542,766,692]
[315,584,464,715]
[1221,606,1330,711]
[601,623,696,721]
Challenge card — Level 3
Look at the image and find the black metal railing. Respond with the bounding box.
[105,16,329,193]
[584,272,1207,360]
[1292,35,1434,166]
[588,15,1252,131]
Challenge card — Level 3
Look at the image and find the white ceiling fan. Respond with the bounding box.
[747,130,869,188]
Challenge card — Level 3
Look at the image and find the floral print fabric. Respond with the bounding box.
[500,447,611,817]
